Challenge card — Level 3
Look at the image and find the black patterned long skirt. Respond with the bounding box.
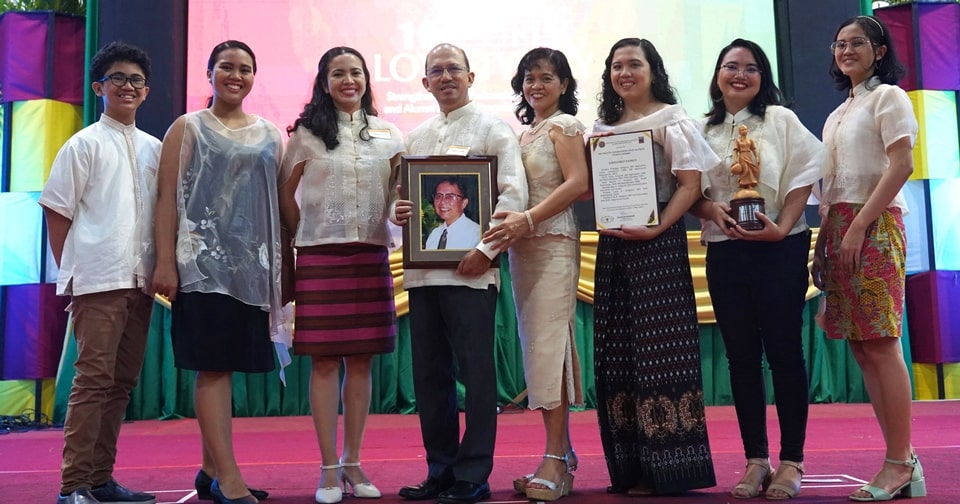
[593,221,716,494]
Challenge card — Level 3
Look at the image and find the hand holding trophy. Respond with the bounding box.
[728,124,765,230]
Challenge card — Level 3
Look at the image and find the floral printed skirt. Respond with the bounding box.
[823,203,906,341]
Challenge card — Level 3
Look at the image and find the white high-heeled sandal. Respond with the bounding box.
[340,461,381,499]
[315,464,343,504]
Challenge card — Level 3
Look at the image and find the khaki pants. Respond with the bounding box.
[60,289,153,494]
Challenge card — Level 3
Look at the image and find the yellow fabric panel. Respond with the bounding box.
[388,229,820,322]
[10,99,84,192]
[0,378,56,418]
[943,362,960,399]
[907,90,960,181]
[912,363,939,400]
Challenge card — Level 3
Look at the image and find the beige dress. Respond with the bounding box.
[509,113,584,410]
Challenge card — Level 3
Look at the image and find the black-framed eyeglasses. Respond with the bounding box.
[433,192,465,203]
[97,73,147,89]
[720,63,761,77]
[830,37,873,53]
[426,65,467,79]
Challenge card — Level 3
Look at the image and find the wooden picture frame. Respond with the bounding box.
[401,155,499,269]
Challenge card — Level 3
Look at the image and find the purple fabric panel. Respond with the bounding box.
[0,12,52,103]
[877,5,917,91]
[1,283,69,379]
[918,3,960,91]
[51,15,85,105]
[0,12,84,104]
[906,270,960,363]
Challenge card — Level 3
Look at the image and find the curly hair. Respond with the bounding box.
[287,47,377,151]
[705,38,786,126]
[597,38,677,125]
[510,47,579,125]
[90,41,152,82]
[829,15,906,91]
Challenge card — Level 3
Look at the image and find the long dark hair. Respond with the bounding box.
[829,15,906,91]
[205,40,256,108]
[287,47,378,151]
[705,39,786,126]
[510,47,579,125]
[597,38,677,125]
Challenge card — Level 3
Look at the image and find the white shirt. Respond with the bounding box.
[700,106,825,242]
[281,112,404,248]
[821,77,917,217]
[39,114,161,296]
[404,102,528,290]
[424,214,481,249]
[592,104,719,203]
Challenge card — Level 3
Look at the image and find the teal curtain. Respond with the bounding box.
[54,258,909,423]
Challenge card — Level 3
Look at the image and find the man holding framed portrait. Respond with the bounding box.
[397,43,527,504]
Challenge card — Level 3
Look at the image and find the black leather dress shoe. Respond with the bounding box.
[195,469,269,500]
[398,474,455,500]
[437,481,491,504]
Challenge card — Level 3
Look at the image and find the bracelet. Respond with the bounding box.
[524,210,535,232]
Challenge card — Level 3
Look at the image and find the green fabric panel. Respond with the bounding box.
[54,287,885,423]
[84,0,99,127]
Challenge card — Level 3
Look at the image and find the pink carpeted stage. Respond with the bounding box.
[2,402,958,503]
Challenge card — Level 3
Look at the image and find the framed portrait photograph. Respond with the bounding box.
[401,155,499,269]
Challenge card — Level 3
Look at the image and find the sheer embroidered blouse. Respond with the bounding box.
[591,104,719,204]
[700,106,825,243]
[281,111,404,248]
[174,109,286,342]
[821,76,917,217]
[403,102,528,290]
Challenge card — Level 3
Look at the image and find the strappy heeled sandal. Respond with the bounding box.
[513,449,578,493]
[849,455,926,501]
[524,453,574,502]
[765,460,803,500]
[731,458,772,499]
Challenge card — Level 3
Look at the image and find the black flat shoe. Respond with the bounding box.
[398,474,455,500]
[437,481,491,504]
[196,470,269,501]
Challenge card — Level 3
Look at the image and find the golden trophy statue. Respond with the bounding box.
[728,124,765,230]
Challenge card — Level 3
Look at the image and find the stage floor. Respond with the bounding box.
[2,402,958,503]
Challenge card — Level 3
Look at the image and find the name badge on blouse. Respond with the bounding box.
[445,145,470,156]
[368,129,392,139]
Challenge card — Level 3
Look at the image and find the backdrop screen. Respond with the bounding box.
[187,0,778,135]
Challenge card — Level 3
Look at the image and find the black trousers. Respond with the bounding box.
[705,231,811,462]
[408,285,499,484]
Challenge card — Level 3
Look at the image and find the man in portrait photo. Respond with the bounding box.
[423,176,481,250]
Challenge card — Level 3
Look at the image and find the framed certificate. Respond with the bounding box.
[400,156,499,269]
[589,130,659,229]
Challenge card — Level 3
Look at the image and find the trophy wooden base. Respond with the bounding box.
[729,197,765,231]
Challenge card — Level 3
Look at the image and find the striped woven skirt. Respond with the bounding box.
[293,243,397,356]
[823,203,906,341]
